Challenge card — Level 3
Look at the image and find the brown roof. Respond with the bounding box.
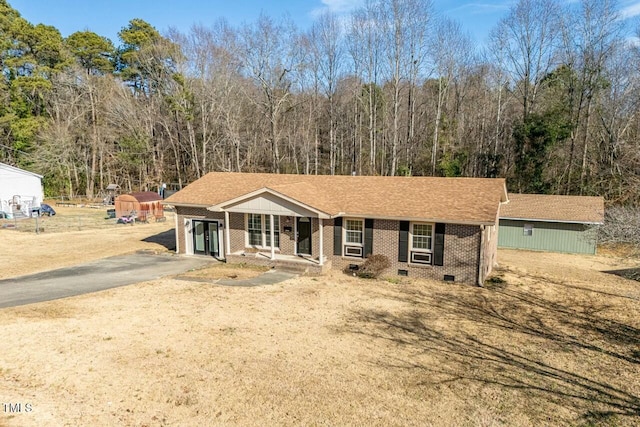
[163,172,507,225]
[117,191,163,203]
[501,193,604,224]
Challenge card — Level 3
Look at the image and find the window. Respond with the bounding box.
[343,218,364,257]
[410,222,433,265]
[523,223,533,237]
[248,214,262,246]
[246,214,280,248]
[412,223,433,251]
[345,219,363,245]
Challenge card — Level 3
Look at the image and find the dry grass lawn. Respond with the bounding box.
[0,211,639,426]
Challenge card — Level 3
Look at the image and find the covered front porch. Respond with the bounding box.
[206,187,332,270]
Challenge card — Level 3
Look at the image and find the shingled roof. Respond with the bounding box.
[163,172,508,225]
[500,193,604,224]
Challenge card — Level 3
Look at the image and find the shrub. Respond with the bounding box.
[598,206,640,249]
[357,254,391,279]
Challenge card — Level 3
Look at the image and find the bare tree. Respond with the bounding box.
[429,17,474,175]
[235,14,302,173]
[308,11,344,175]
[349,1,383,174]
[558,0,625,193]
[489,0,561,119]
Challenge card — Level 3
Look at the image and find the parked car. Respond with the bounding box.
[40,203,56,216]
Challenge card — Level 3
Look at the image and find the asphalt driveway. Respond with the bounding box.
[0,253,212,309]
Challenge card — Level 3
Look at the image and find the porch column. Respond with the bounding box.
[270,214,275,260]
[224,211,231,258]
[319,218,324,266]
[174,209,179,254]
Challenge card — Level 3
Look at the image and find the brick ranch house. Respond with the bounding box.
[162,173,508,285]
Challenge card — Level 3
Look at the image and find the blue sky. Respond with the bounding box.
[8,0,640,47]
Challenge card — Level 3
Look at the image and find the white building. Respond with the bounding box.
[0,162,44,217]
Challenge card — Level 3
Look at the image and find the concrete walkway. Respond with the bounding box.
[175,269,297,287]
[0,253,213,309]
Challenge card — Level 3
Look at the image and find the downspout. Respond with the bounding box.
[477,225,485,287]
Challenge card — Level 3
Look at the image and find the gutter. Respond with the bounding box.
[499,216,603,225]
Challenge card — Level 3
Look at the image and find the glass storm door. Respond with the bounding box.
[297,217,312,255]
[193,220,220,257]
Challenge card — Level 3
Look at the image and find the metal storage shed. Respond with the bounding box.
[114,191,163,222]
[498,194,605,254]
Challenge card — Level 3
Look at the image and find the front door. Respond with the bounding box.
[193,220,220,257]
[297,217,312,255]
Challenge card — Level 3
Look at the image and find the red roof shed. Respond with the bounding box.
[115,191,163,221]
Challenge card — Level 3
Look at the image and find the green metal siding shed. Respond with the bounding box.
[498,219,597,254]
[499,194,604,255]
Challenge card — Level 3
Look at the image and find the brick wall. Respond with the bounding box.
[280,216,296,255]
[327,219,482,285]
[174,208,484,284]
[228,212,245,253]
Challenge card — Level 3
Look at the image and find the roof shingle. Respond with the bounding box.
[164,172,507,225]
[500,193,604,224]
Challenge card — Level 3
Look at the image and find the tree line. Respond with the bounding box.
[0,0,638,204]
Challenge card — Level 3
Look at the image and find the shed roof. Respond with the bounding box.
[163,172,508,225]
[117,191,163,203]
[500,193,605,224]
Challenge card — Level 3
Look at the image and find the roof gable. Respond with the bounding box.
[210,188,330,218]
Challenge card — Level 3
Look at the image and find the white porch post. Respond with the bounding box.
[174,210,179,254]
[270,214,275,260]
[224,211,231,258]
[319,218,324,266]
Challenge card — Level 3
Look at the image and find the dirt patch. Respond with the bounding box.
[180,263,269,281]
[0,229,639,426]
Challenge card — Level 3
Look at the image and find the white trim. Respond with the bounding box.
[409,221,434,265]
[319,218,324,266]
[245,213,280,250]
[342,217,364,259]
[187,218,225,258]
[270,214,275,260]
[345,246,363,257]
[225,211,231,257]
[184,218,193,254]
[174,212,179,254]
[411,252,432,264]
[500,216,603,225]
[208,187,331,219]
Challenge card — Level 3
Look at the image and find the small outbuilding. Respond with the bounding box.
[499,193,605,254]
[0,162,44,217]
[115,191,163,222]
